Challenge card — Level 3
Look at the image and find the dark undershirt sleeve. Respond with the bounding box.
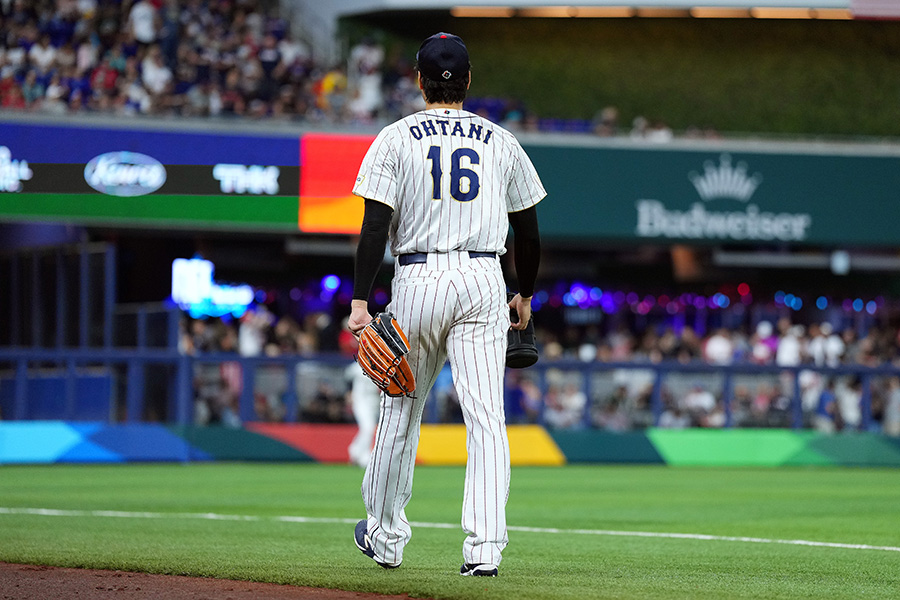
[508,205,541,298]
[352,199,394,301]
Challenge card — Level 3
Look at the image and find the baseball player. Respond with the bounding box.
[345,362,382,468]
[348,33,545,577]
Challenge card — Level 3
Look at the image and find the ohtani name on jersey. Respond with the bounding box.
[408,119,493,144]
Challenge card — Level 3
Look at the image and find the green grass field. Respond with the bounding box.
[1,464,898,599]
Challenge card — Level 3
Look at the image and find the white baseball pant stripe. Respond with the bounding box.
[362,251,510,567]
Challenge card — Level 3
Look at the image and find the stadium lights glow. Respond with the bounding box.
[636,7,691,17]
[517,6,578,17]
[450,6,515,17]
[572,6,636,17]
[751,7,815,18]
[811,8,852,19]
[450,5,855,20]
[690,7,752,17]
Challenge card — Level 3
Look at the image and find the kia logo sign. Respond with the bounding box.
[84,151,167,196]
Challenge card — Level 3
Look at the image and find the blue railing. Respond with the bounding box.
[1,347,896,431]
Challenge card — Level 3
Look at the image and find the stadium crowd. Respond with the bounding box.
[0,0,715,137]
[0,0,424,123]
[178,297,900,437]
[5,2,890,430]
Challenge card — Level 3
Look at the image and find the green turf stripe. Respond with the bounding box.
[167,426,313,462]
[3,464,900,598]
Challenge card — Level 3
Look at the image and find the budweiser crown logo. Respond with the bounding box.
[689,154,762,202]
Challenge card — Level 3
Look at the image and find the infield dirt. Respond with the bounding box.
[0,563,419,600]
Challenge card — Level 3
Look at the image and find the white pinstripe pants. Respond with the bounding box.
[362,251,510,567]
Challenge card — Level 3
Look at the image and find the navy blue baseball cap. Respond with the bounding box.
[416,32,470,82]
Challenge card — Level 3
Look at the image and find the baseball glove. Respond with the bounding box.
[356,312,416,397]
[507,295,538,369]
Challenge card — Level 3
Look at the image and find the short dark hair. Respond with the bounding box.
[418,70,469,105]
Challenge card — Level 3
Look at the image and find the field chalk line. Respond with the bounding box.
[2,507,899,553]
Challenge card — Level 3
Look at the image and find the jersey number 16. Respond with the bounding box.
[427,146,480,202]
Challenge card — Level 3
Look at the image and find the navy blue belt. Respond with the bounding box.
[398,251,496,266]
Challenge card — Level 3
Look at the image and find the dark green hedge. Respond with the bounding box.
[343,15,900,138]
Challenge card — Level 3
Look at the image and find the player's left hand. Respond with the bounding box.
[349,299,373,336]
[507,293,532,331]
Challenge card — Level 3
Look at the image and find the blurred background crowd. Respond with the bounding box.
[0,0,423,122]
[0,0,707,137]
[2,1,897,435]
[178,287,900,437]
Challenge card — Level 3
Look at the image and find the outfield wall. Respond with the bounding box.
[4,116,900,246]
[2,422,899,467]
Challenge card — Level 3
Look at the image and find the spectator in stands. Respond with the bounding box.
[750,321,778,364]
[141,44,173,106]
[749,382,776,426]
[106,42,128,74]
[835,377,862,431]
[607,322,636,361]
[841,327,860,365]
[592,105,619,137]
[267,315,300,356]
[28,34,56,74]
[219,67,246,115]
[315,63,348,121]
[128,0,159,48]
[730,384,754,427]
[55,40,78,71]
[676,326,703,363]
[702,400,727,428]
[812,379,838,432]
[0,75,27,110]
[626,388,655,429]
[799,369,825,415]
[775,320,804,366]
[542,381,586,430]
[89,53,119,103]
[817,322,845,366]
[682,382,716,426]
[519,377,542,422]
[703,328,734,365]
[346,36,383,122]
[630,116,649,140]
[591,385,631,431]
[658,399,690,429]
[856,328,882,367]
[43,71,68,113]
[20,69,44,108]
[238,306,272,357]
[645,119,674,143]
[218,325,245,427]
[504,372,529,424]
[301,381,349,424]
[884,377,900,436]
[74,31,98,73]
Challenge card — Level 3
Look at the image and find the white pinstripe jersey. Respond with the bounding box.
[352,108,546,256]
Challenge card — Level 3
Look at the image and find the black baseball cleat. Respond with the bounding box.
[460,563,499,577]
[354,520,401,569]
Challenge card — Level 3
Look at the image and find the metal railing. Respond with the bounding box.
[1,346,896,432]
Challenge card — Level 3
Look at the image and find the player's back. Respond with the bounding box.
[388,108,515,255]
